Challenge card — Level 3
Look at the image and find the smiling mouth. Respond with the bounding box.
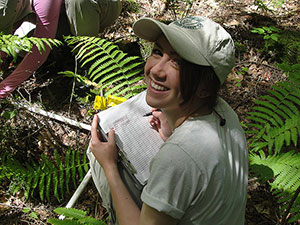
[150,80,169,91]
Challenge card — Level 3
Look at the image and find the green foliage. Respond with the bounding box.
[250,151,300,223]
[251,26,280,49]
[0,33,63,63]
[48,208,107,225]
[247,80,300,155]
[247,70,300,222]
[164,0,194,18]
[251,26,300,64]
[122,0,141,13]
[0,149,89,202]
[63,36,146,99]
[277,63,300,83]
[23,207,39,220]
[254,0,288,13]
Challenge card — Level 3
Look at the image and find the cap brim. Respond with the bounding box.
[133,18,210,66]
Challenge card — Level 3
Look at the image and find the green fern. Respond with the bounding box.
[250,151,300,223]
[63,36,146,99]
[247,80,300,155]
[48,207,107,225]
[0,33,63,63]
[0,149,89,202]
[247,75,300,223]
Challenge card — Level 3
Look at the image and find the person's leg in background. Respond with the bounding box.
[64,0,122,36]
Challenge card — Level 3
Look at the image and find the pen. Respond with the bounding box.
[143,109,162,117]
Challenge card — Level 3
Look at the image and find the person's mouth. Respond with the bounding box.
[150,80,169,91]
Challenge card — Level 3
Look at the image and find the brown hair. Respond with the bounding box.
[179,59,221,113]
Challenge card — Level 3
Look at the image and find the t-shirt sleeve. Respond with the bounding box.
[141,143,202,220]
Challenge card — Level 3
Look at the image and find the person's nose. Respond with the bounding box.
[150,56,168,81]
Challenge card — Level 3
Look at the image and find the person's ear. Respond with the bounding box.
[196,88,210,99]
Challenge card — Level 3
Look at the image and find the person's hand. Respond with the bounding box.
[89,115,118,171]
[149,109,172,141]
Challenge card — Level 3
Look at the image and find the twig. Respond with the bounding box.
[237,60,283,71]
[280,184,300,225]
[12,101,91,131]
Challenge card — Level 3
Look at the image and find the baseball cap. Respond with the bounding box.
[133,16,235,84]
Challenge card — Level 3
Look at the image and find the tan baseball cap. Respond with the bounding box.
[133,16,235,84]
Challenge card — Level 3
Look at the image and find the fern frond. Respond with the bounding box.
[0,149,89,202]
[0,34,63,63]
[48,207,107,225]
[247,80,300,154]
[54,207,86,218]
[250,151,300,223]
[64,36,146,98]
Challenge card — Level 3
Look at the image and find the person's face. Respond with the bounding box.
[144,35,183,111]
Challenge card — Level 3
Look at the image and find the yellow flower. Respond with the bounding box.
[94,95,127,110]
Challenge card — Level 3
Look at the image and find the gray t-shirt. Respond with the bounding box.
[141,98,248,225]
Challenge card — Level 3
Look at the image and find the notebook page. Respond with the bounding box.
[97,91,163,184]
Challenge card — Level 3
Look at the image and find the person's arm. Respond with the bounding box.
[140,204,178,225]
[0,0,63,98]
[89,115,178,225]
[89,115,140,225]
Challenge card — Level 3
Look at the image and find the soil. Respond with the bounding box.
[0,0,299,224]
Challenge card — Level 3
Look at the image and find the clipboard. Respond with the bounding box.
[96,91,163,186]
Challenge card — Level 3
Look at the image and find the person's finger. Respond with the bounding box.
[107,128,116,145]
[152,110,163,118]
[91,115,99,141]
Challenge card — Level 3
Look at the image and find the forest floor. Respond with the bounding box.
[0,0,300,224]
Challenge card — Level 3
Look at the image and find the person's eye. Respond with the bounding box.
[152,48,162,56]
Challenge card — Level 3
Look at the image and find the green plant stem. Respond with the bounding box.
[280,184,300,225]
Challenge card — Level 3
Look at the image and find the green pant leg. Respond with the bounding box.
[0,0,18,34]
[64,0,121,36]
[87,148,143,225]
[87,147,117,224]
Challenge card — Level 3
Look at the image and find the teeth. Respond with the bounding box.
[151,81,168,91]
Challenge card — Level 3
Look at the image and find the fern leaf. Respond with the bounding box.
[54,150,64,199]
[64,36,145,97]
[48,218,81,225]
[54,172,60,201]
[104,76,145,97]
[54,207,86,218]
[79,217,107,225]
[46,173,52,201]
[290,127,298,147]
[65,149,71,194]
[122,85,147,99]
[286,95,300,107]
[71,150,77,187]
[83,153,89,172]
[283,99,299,115]
[31,166,41,197]
[252,106,283,126]
[269,89,284,101]
[284,130,291,146]
[250,151,300,222]
[81,48,106,66]
[39,174,45,201]
[76,151,83,181]
[91,63,119,81]
[24,169,34,200]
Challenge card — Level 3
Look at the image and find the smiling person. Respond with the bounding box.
[89,16,248,225]
[0,0,122,98]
